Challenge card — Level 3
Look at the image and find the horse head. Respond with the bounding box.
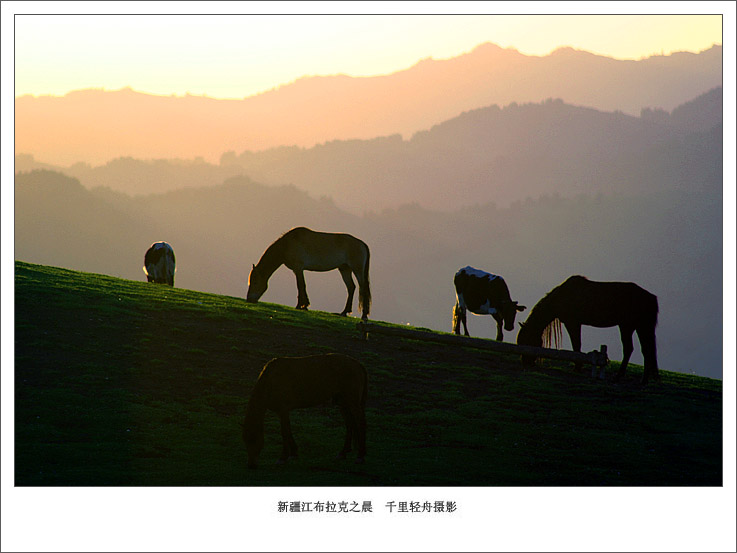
[243,420,264,469]
[501,300,527,332]
[516,321,540,367]
[246,264,268,303]
[517,320,540,347]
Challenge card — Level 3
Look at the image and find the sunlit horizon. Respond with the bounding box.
[14,14,722,100]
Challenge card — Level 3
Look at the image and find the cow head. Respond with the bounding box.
[246,264,268,303]
[501,301,527,332]
[143,264,161,284]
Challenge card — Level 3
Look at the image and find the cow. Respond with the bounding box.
[452,266,526,341]
[143,242,176,286]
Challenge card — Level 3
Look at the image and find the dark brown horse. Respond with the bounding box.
[517,276,659,384]
[242,353,368,468]
[246,227,371,320]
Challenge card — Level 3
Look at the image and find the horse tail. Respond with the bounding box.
[641,293,660,378]
[358,244,371,318]
[542,318,562,349]
[652,294,660,328]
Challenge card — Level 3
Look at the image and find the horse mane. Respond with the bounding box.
[520,282,567,346]
[255,230,295,274]
[541,318,562,349]
[525,276,588,348]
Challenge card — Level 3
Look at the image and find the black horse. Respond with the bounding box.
[517,276,659,384]
[242,353,367,468]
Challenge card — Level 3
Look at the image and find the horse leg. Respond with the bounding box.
[565,323,583,371]
[493,313,504,341]
[349,402,367,463]
[278,410,298,463]
[614,326,634,382]
[337,404,354,459]
[637,326,659,384]
[338,266,356,316]
[293,270,310,310]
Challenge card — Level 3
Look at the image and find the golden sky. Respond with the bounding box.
[13,11,723,99]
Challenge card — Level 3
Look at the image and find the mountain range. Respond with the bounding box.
[15,43,722,166]
[16,86,722,212]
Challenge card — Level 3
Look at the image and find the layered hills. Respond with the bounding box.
[16,87,722,212]
[15,43,721,166]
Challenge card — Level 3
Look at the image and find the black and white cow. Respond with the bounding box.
[452,266,526,341]
[143,242,176,286]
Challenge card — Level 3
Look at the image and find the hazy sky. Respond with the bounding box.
[13,10,722,99]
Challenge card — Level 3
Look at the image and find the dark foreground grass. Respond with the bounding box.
[15,261,722,486]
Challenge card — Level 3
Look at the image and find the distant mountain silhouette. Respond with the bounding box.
[13,170,155,277]
[224,92,724,211]
[16,87,723,213]
[668,86,723,131]
[15,43,721,165]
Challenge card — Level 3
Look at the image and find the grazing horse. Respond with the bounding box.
[516,275,659,384]
[452,266,526,341]
[143,241,176,286]
[246,227,372,320]
[242,353,368,468]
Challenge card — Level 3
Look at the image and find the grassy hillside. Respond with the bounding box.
[14,261,722,486]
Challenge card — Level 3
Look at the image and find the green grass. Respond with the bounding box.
[14,261,722,486]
